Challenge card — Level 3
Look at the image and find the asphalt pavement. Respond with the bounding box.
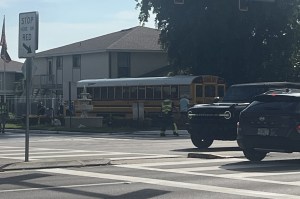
[0,129,237,172]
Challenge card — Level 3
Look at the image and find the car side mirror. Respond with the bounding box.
[213,97,220,103]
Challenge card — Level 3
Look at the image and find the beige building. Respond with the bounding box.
[0,60,23,112]
[32,26,169,106]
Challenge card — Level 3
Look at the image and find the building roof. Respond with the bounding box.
[36,26,164,58]
[0,60,23,73]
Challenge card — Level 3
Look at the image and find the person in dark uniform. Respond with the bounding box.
[160,95,179,137]
[0,103,8,134]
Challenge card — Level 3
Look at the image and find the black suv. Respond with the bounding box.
[237,88,300,161]
[187,82,300,149]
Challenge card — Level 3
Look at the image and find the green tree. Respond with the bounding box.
[136,0,300,84]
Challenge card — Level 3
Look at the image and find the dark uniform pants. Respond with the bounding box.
[161,113,176,133]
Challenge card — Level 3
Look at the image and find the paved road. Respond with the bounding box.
[0,129,299,167]
[0,130,193,163]
[1,130,300,198]
[2,155,300,198]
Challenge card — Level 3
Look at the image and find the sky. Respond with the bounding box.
[0,0,156,63]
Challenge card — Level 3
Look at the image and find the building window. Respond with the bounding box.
[0,74,2,90]
[56,56,63,69]
[48,58,53,81]
[117,52,130,77]
[73,55,81,68]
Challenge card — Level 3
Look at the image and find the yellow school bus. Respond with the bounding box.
[75,75,226,119]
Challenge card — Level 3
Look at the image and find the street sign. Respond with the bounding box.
[18,12,39,58]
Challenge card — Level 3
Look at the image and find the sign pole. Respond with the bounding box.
[25,58,31,162]
[19,11,38,162]
[3,60,6,104]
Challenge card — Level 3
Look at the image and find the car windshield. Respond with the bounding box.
[222,86,266,103]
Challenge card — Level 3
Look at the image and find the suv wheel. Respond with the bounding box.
[191,134,214,149]
[243,149,267,162]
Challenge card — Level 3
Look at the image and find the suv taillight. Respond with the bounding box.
[296,124,300,134]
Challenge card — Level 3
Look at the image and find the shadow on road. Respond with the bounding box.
[172,147,241,153]
[221,158,300,172]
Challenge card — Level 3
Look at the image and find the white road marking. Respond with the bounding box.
[0,149,25,153]
[117,160,300,186]
[0,151,96,156]
[0,146,23,148]
[110,154,181,160]
[0,182,132,193]
[169,162,294,172]
[9,153,130,159]
[220,170,300,178]
[39,168,300,199]
[26,137,134,142]
[0,146,181,161]
[0,156,29,160]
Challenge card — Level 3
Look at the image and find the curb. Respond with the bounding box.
[0,159,110,172]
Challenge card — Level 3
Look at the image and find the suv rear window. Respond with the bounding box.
[245,95,300,112]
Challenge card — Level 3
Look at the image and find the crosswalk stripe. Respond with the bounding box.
[39,168,300,199]
[0,146,23,148]
[110,154,180,160]
[170,161,294,172]
[0,146,182,161]
[117,159,300,187]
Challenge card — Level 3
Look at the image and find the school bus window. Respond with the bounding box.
[154,86,162,99]
[87,87,93,99]
[162,85,170,99]
[180,85,190,97]
[218,85,225,97]
[196,85,203,97]
[146,86,154,99]
[115,86,122,99]
[77,88,83,98]
[123,87,130,99]
[101,87,108,100]
[205,85,216,97]
[138,86,146,99]
[94,87,101,100]
[130,86,138,99]
[171,85,178,99]
[108,87,114,100]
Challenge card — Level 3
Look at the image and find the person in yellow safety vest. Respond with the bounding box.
[160,95,179,137]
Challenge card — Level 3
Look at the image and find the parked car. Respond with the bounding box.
[237,88,300,161]
[187,82,300,149]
